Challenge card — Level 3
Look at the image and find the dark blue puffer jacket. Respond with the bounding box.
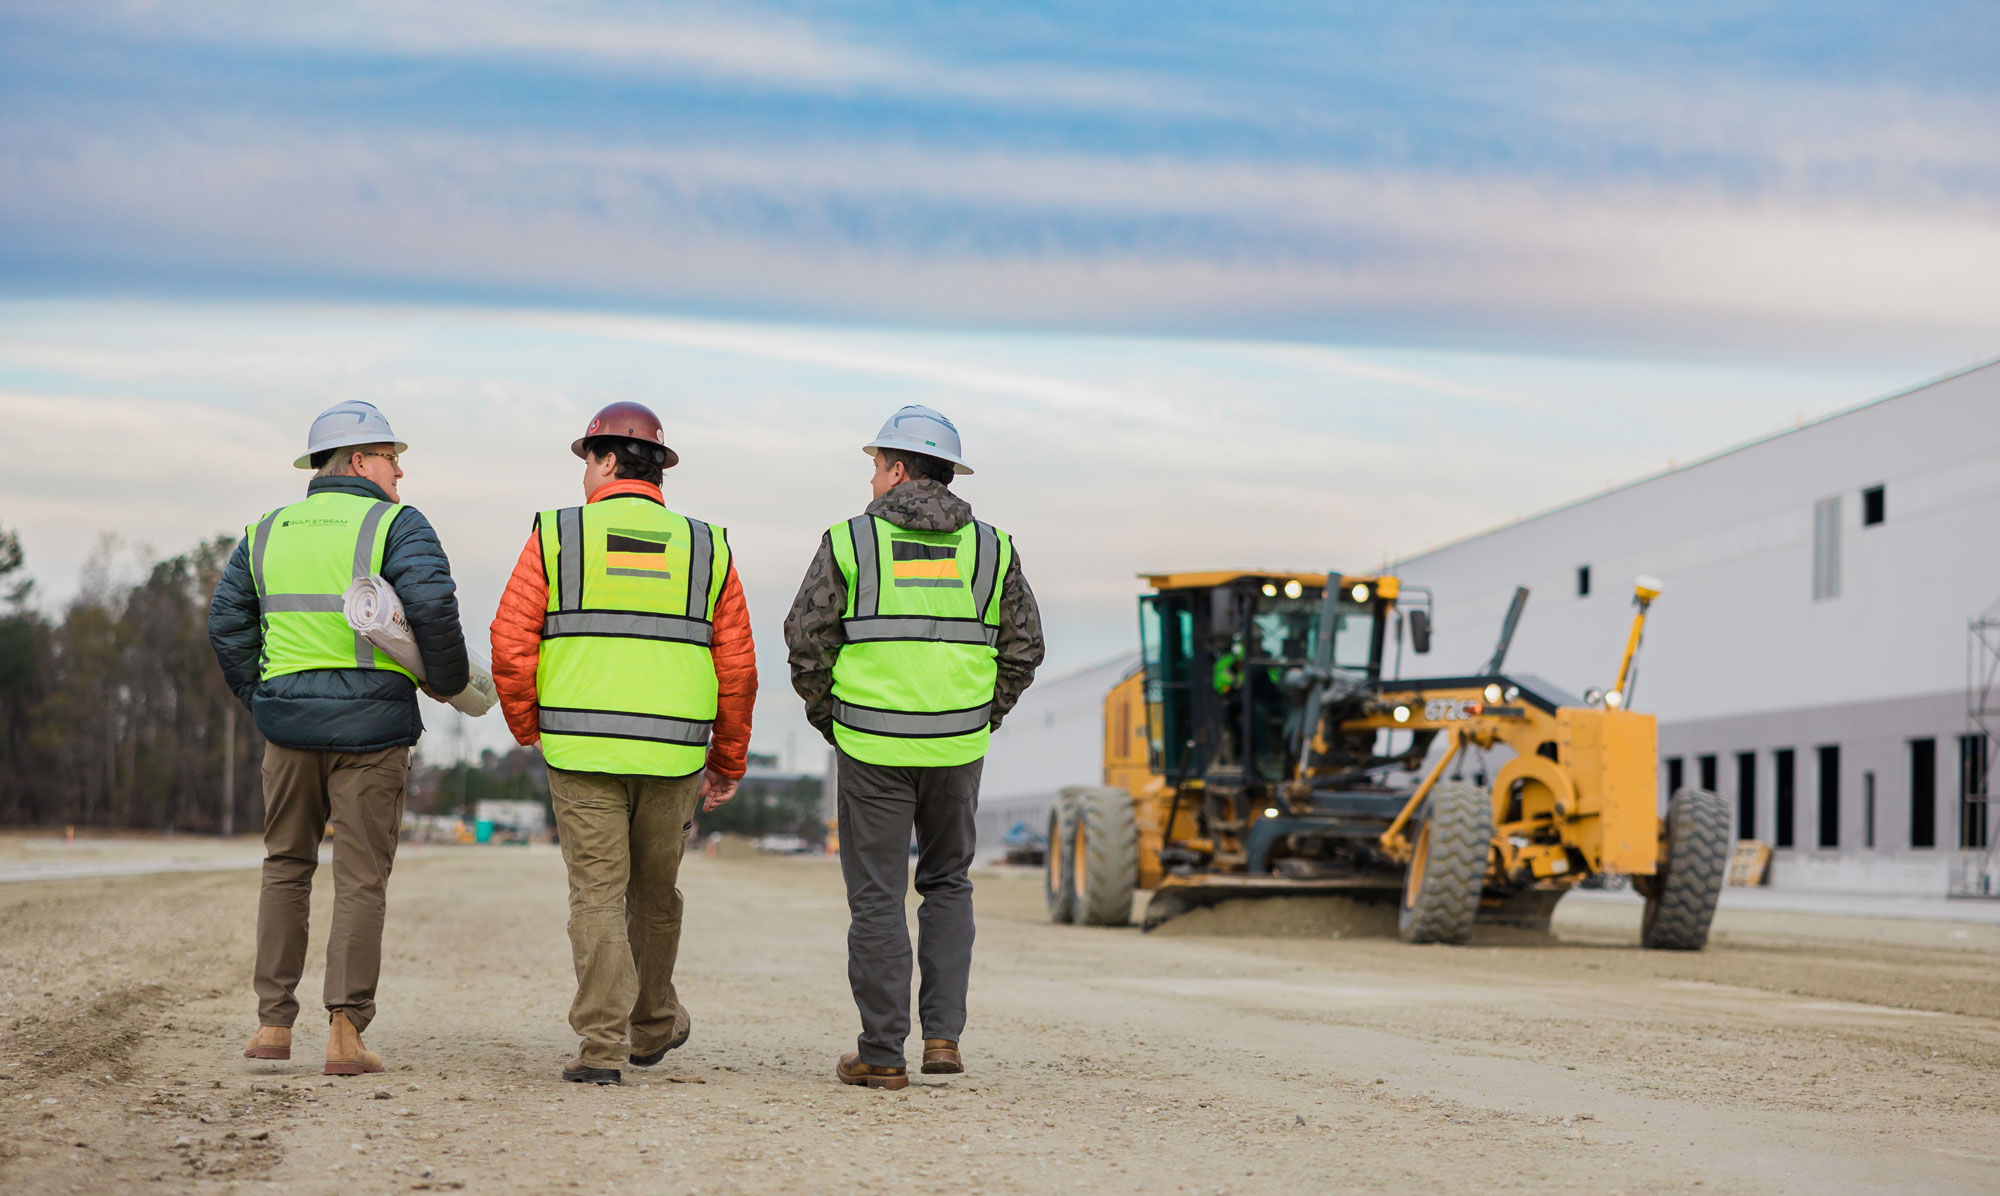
[208,476,470,753]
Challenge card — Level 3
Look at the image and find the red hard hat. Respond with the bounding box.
[572,401,678,468]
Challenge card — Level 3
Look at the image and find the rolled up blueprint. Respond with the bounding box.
[343,574,498,718]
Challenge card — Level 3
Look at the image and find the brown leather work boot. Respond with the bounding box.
[920,1039,962,1074]
[836,1053,909,1091]
[324,1011,384,1076]
[242,1026,291,1061]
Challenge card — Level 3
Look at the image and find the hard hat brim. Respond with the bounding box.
[572,436,680,469]
[863,442,973,476]
[293,439,411,470]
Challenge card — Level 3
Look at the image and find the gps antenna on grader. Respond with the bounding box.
[1043,570,1729,947]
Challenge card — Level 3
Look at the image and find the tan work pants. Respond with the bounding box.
[255,743,408,1033]
[548,766,703,1069]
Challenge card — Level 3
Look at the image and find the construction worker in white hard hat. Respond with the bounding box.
[209,400,469,1076]
[785,404,1044,1090]
[489,401,758,1086]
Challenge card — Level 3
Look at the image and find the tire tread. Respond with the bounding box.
[1642,787,1730,951]
[1068,786,1139,926]
[1399,780,1492,945]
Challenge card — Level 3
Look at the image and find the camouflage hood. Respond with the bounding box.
[865,477,973,532]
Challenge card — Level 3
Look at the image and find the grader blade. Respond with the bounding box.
[1140,877,1402,932]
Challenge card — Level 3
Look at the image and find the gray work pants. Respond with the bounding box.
[836,748,983,1068]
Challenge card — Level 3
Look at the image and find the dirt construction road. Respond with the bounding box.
[3,847,1998,1196]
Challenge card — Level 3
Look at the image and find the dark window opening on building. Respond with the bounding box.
[1864,770,1876,849]
[1775,748,1796,848]
[1911,738,1936,849]
[1577,565,1591,597]
[1736,751,1757,840]
[1862,484,1885,526]
[1817,744,1840,849]
[1666,756,1684,795]
[1699,754,1718,793]
[1961,734,1990,850]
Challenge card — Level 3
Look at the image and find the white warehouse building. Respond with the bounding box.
[976,358,2000,899]
[1395,358,2000,897]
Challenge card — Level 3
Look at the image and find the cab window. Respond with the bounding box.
[1139,593,1195,775]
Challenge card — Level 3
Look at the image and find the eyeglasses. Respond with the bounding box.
[358,450,401,467]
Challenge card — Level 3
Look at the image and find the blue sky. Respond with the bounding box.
[4,1,1997,356]
[2,4,1996,763]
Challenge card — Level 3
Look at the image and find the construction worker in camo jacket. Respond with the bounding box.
[209,401,469,1077]
[785,405,1044,1090]
[490,402,757,1086]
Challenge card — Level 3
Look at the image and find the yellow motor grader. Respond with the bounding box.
[1043,569,1730,947]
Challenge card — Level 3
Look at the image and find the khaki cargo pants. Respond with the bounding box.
[548,766,703,1069]
[256,743,408,1033]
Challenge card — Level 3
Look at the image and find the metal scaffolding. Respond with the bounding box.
[1957,597,2000,897]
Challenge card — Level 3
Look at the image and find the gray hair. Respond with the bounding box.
[314,443,392,478]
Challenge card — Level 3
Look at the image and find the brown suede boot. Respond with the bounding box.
[242,1026,291,1061]
[324,1011,384,1076]
[920,1039,962,1074]
[837,1053,909,1091]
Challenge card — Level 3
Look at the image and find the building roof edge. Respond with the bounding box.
[1393,353,2000,569]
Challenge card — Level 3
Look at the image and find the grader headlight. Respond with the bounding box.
[1350,583,1370,602]
[1392,704,1411,723]
[1284,579,1304,599]
[1482,683,1503,704]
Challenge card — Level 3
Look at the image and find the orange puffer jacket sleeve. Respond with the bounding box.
[490,527,550,746]
[705,562,757,779]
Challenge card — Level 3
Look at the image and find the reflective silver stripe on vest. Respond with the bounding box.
[352,502,392,579]
[250,510,281,674]
[250,511,280,598]
[539,707,713,747]
[351,502,394,668]
[686,518,713,620]
[840,617,997,646]
[971,521,1000,618]
[847,515,879,618]
[542,611,713,645]
[557,507,584,613]
[832,701,993,738]
[262,594,346,613]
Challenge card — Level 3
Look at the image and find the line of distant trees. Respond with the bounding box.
[0,527,261,833]
[0,524,828,839]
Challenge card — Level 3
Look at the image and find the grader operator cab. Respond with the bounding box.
[1044,569,1731,948]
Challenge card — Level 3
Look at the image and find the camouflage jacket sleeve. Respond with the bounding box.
[783,531,846,743]
[989,548,1045,730]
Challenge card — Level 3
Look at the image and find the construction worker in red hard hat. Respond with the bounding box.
[490,401,758,1086]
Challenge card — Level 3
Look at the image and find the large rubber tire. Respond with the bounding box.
[1045,797,1078,924]
[1398,780,1493,944]
[1066,786,1139,927]
[1642,787,1730,951]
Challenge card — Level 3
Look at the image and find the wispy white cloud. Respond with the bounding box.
[5,121,1996,359]
[1523,66,2000,194]
[28,0,1215,114]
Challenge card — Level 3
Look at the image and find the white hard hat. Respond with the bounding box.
[862,404,973,475]
[294,401,409,470]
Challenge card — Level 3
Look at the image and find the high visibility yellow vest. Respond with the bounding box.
[536,496,729,777]
[828,514,1012,767]
[245,491,418,683]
